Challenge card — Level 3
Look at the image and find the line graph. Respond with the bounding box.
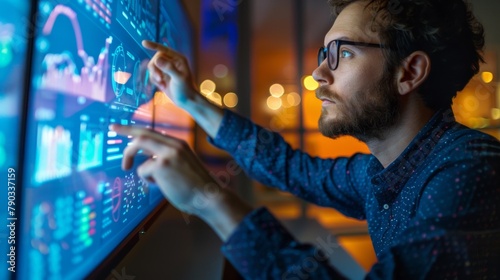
[39,4,112,102]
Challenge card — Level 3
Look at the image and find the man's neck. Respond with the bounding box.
[366,101,435,168]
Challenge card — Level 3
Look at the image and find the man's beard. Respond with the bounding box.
[317,69,401,142]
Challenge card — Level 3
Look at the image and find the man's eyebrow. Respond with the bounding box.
[324,36,354,46]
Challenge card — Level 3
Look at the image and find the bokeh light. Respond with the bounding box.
[286,92,301,106]
[267,96,282,110]
[200,79,216,95]
[269,83,285,97]
[481,72,494,84]
[207,92,222,106]
[223,92,238,108]
[303,75,319,91]
[492,108,500,120]
[463,96,479,112]
[213,64,229,78]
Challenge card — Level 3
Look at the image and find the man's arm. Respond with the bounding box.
[208,110,369,217]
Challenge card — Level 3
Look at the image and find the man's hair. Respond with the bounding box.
[328,0,485,110]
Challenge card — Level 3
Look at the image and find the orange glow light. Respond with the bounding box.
[200,79,216,95]
[481,72,494,84]
[303,75,319,91]
[492,108,500,120]
[269,84,285,97]
[286,92,301,106]
[223,92,238,108]
[207,92,222,106]
[267,96,282,110]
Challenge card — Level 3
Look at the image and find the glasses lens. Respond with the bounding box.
[318,47,327,66]
[328,41,337,70]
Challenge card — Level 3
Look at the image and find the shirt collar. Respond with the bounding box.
[366,108,456,207]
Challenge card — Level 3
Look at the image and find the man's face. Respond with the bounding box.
[313,1,401,142]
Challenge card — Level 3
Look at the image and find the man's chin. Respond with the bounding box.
[318,115,371,141]
[318,117,347,139]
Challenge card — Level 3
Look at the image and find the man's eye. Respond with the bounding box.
[340,50,353,58]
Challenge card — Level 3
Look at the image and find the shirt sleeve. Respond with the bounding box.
[222,209,500,280]
[209,110,371,220]
[221,207,349,279]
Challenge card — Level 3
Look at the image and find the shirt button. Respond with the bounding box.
[383,204,390,210]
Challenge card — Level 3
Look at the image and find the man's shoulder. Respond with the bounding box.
[437,122,500,160]
[441,122,500,145]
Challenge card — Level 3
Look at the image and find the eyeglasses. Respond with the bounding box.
[318,39,385,71]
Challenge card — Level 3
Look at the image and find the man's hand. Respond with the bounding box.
[143,40,198,109]
[142,40,224,139]
[109,124,252,240]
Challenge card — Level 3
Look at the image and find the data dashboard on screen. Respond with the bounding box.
[17,0,194,279]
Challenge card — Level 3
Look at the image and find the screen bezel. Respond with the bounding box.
[3,0,37,279]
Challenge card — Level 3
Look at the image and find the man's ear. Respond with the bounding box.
[396,51,431,96]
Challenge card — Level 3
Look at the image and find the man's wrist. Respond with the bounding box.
[198,188,253,242]
[184,92,225,139]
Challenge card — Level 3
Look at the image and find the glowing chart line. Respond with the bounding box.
[40,5,112,102]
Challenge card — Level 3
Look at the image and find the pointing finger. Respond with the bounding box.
[142,40,164,51]
[110,124,159,139]
[142,40,182,57]
[109,124,184,149]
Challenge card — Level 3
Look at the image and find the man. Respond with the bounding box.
[110,0,500,278]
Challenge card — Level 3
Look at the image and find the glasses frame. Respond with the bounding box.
[318,39,385,71]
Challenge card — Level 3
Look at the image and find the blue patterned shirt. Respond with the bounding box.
[209,109,500,279]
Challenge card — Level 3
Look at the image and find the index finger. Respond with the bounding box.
[109,124,180,145]
[142,40,164,51]
[142,40,182,57]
